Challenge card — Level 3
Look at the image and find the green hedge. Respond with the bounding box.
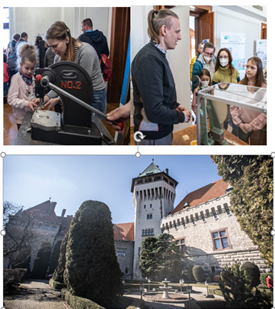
[208,288,224,297]
[49,278,67,290]
[61,288,145,309]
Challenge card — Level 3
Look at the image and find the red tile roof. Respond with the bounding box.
[172,179,229,214]
[113,222,134,241]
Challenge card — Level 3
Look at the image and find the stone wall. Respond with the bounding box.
[161,194,272,274]
[114,240,134,279]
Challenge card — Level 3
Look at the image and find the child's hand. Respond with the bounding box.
[32,98,40,105]
[28,100,39,111]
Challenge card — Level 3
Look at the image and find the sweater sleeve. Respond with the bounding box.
[230,106,243,127]
[134,55,184,125]
[8,75,29,109]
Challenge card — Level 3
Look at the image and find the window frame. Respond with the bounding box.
[210,227,232,251]
[175,237,186,254]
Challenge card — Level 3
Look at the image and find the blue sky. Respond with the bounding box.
[3,155,222,224]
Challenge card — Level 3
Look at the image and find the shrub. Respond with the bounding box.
[32,241,52,279]
[4,268,27,294]
[63,200,123,307]
[205,276,212,282]
[260,273,273,286]
[53,233,69,283]
[187,265,195,281]
[219,262,271,309]
[48,240,62,275]
[213,275,221,283]
[192,265,205,282]
[241,262,260,287]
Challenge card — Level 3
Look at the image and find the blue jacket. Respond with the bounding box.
[192,54,216,92]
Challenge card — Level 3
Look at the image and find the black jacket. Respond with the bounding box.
[78,30,109,57]
[132,42,185,140]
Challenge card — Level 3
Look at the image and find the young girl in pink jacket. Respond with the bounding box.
[230,57,267,145]
[8,43,39,130]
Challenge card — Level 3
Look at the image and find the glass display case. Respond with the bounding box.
[195,82,267,145]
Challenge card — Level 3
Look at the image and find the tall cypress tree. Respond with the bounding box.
[53,233,69,283]
[32,241,51,279]
[211,155,273,268]
[48,240,62,275]
[63,200,123,307]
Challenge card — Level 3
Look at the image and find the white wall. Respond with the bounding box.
[213,6,265,60]
[8,7,111,47]
[168,6,192,132]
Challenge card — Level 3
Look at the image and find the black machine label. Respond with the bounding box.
[61,81,81,90]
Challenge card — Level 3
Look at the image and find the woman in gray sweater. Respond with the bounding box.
[42,21,106,114]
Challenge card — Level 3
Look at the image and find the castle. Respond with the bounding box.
[6,161,272,278]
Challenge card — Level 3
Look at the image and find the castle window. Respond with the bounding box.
[151,228,154,235]
[142,229,145,236]
[44,225,50,230]
[176,238,186,254]
[150,204,152,208]
[148,229,151,235]
[213,213,218,219]
[51,226,57,231]
[145,229,148,235]
[211,228,232,251]
[226,209,231,215]
[117,249,126,257]
[144,205,146,209]
[37,224,42,229]
[147,214,152,220]
[138,247,141,256]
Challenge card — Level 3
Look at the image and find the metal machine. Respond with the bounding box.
[193,76,267,145]
[32,61,122,145]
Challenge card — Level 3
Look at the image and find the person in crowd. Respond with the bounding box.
[192,42,216,92]
[34,35,43,67]
[78,18,109,57]
[3,53,9,103]
[131,9,191,146]
[44,45,56,67]
[230,57,267,144]
[212,48,240,84]
[8,44,39,130]
[190,42,204,80]
[212,48,240,129]
[7,33,20,78]
[191,68,212,114]
[39,21,106,114]
[18,32,28,44]
[266,276,273,292]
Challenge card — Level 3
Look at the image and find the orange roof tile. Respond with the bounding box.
[172,179,229,214]
[113,222,134,241]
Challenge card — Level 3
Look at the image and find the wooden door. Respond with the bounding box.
[261,23,267,39]
[107,7,130,104]
[195,12,214,46]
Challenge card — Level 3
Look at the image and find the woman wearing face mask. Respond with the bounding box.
[191,69,212,114]
[212,48,240,85]
[212,48,240,130]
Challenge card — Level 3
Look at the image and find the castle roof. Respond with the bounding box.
[137,162,162,178]
[113,222,134,241]
[172,179,229,214]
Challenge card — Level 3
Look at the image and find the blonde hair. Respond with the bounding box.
[46,21,77,62]
[147,9,179,44]
[17,43,37,68]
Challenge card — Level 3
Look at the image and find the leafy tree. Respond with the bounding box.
[48,240,62,275]
[32,241,52,279]
[211,156,273,267]
[140,233,183,281]
[192,265,204,282]
[219,261,271,309]
[63,200,123,307]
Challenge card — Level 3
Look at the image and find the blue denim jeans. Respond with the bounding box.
[92,88,107,115]
[4,82,8,97]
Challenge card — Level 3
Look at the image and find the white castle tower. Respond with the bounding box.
[131,160,178,279]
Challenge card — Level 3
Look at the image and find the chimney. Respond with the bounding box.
[61,209,66,217]
[166,168,169,175]
[47,201,57,215]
